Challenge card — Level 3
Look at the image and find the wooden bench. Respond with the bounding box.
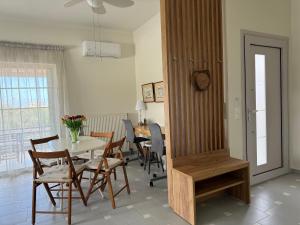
[171,151,250,225]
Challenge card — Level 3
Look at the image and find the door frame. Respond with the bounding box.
[241,30,289,184]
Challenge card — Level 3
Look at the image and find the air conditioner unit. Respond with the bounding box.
[82,41,121,58]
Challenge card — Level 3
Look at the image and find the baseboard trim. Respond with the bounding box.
[291,169,300,174]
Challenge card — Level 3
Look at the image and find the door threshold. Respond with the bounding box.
[251,167,290,185]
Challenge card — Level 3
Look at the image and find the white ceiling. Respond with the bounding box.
[0,0,160,31]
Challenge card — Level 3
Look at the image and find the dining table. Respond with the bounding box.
[35,136,107,159]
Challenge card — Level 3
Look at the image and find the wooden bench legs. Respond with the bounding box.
[170,164,250,225]
[227,167,250,204]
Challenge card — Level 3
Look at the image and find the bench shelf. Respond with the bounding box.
[171,155,250,225]
[195,174,244,199]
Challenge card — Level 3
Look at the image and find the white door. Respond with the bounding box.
[244,34,288,180]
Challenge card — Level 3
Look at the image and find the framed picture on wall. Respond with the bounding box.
[142,83,155,103]
[154,81,164,102]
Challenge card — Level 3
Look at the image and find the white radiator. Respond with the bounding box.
[83,113,128,151]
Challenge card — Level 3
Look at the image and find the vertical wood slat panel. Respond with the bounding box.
[163,0,225,158]
[170,0,179,158]
[214,0,221,149]
[206,0,213,152]
[196,0,202,152]
[219,0,225,148]
[211,0,217,151]
[201,0,209,152]
[198,0,205,152]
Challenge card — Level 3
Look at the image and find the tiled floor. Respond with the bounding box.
[1,162,300,225]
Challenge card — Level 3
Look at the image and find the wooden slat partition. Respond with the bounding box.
[162,0,224,158]
[161,3,251,224]
[160,0,229,215]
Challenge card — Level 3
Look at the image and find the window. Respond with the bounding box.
[0,62,59,173]
[255,54,267,166]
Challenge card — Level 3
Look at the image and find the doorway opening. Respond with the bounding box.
[242,32,289,184]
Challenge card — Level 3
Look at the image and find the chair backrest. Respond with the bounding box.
[28,149,75,179]
[103,137,126,158]
[122,120,135,143]
[30,135,59,152]
[90,131,114,142]
[149,123,164,157]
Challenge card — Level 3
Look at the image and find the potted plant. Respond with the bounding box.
[62,115,86,143]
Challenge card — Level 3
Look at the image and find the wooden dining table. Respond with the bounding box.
[35,136,107,158]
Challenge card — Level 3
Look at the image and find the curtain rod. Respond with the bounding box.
[0,41,64,51]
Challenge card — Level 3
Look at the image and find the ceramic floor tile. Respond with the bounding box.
[0,161,300,225]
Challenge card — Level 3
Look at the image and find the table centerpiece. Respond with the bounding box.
[62,115,86,143]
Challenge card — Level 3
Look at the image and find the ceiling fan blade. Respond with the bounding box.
[103,0,134,8]
[64,0,85,7]
[92,4,106,14]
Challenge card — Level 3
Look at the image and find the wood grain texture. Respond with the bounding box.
[161,0,225,158]
[174,157,249,182]
[160,1,250,224]
[172,169,196,225]
[160,0,174,207]
[171,155,250,225]
[227,166,251,203]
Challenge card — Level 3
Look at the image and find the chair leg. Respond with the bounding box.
[148,152,151,175]
[160,156,164,173]
[86,171,100,202]
[79,172,83,183]
[67,181,72,225]
[32,182,37,225]
[144,148,148,171]
[106,173,116,209]
[74,176,87,206]
[43,183,56,206]
[100,179,107,192]
[135,143,144,156]
[61,184,64,211]
[156,153,160,169]
[135,143,145,166]
[122,164,130,194]
[113,169,117,181]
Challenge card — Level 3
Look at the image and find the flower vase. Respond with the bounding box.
[69,128,79,143]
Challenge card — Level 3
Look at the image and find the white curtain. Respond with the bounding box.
[0,42,68,176]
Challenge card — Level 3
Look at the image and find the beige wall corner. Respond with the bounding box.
[133,13,165,126]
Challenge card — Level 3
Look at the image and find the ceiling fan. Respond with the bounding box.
[64,0,135,14]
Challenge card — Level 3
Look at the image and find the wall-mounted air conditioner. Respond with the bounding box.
[82,41,121,58]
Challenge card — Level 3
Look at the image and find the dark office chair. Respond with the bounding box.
[122,119,149,166]
[147,123,167,187]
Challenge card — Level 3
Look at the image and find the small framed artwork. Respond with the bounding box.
[142,83,155,103]
[154,81,164,102]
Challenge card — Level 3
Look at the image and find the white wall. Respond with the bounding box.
[224,0,291,159]
[64,46,136,115]
[290,0,300,170]
[133,13,165,126]
[0,18,137,116]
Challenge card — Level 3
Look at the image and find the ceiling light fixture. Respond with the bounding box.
[64,0,135,14]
